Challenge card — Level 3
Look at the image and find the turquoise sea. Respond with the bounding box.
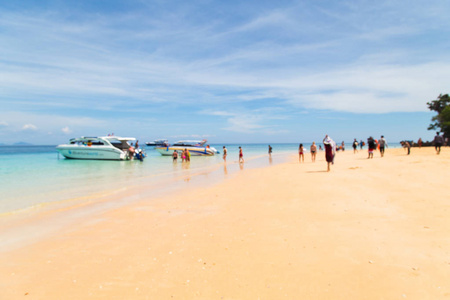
[0,141,403,215]
[0,143,306,214]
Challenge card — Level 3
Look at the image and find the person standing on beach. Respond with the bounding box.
[268,145,272,156]
[182,149,186,162]
[298,144,305,163]
[352,139,358,153]
[401,141,411,155]
[239,146,244,163]
[310,142,317,162]
[367,137,376,159]
[223,146,227,162]
[379,135,388,157]
[434,132,444,154]
[186,149,191,162]
[359,140,364,150]
[323,135,336,172]
[172,150,178,162]
[418,138,423,148]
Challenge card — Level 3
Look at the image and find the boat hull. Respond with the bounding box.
[56,146,126,160]
[156,146,215,156]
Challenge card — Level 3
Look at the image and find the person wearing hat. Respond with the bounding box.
[323,135,336,172]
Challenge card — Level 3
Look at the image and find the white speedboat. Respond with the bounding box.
[145,139,168,147]
[56,136,139,160]
[156,139,219,156]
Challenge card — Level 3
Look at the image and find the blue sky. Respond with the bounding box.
[1,0,449,145]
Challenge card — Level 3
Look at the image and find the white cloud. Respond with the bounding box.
[1,4,449,116]
[0,1,449,145]
[22,124,37,131]
[201,108,289,134]
[61,126,72,134]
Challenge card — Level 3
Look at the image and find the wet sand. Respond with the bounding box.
[1,147,449,299]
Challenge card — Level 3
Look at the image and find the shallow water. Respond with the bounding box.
[1,142,401,214]
[0,144,302,214]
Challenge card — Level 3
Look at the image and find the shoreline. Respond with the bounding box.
[0,145,293,215]
[0,151,290,252]
[1,147,449,299]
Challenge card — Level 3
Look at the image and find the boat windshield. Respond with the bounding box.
[110,140,131,150]
[69,138,105,146]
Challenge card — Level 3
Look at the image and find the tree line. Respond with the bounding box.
[427,94,450,138]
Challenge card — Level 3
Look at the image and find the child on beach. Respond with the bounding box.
[239,146,244,163]
[223,146,227,162]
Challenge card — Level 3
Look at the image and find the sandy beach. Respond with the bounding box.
[1,146,449,299]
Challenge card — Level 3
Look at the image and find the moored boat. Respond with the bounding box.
[56,136,140,160]
[145,139,168,147]
[155,139,219,156]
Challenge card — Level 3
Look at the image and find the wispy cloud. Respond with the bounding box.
[201,107,290,134]
[0,0,449,143]
[22,124,37,131]
[1,3,448,113]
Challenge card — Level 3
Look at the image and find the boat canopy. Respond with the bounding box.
[172,139,207,147]
[69,136,136,143]
[67,136,136,150]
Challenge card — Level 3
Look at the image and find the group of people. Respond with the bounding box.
[171,145,243,164]
[127,140,145,161]
[172,149,191,162]
[350,136,388,157]
[220,146,244,164]
[296,135,389,172]
[170,132,446,171]
[366,136,388,158]
[302,132,447,172]
[297,142,319,163]
[401,132,445,155]
[297,138,332,170]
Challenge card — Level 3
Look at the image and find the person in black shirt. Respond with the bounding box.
[367,137,376,159]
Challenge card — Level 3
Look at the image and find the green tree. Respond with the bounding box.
[427,94,450,138]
